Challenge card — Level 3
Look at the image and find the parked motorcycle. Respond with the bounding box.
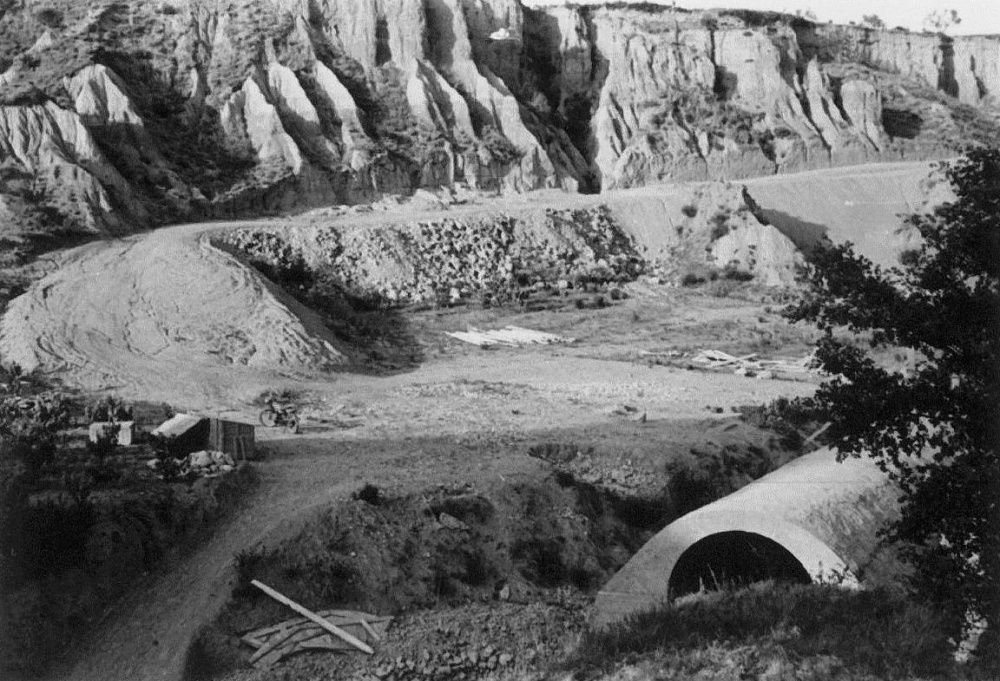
[259,399,300,433]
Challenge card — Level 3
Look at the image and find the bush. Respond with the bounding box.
[478,125,523,167]
[709,211,731,240]
[722,266,754,282]
[570,583,957,678]
[86,427,118,460]
[665,442,784,516]
[34,9,64,29]
[352,483,383,506]
[737,396,819,448]
[898,248,920,266]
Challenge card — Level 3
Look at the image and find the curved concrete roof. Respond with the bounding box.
[592,447,902,628]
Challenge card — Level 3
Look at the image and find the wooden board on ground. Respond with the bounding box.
[446,326,575,347]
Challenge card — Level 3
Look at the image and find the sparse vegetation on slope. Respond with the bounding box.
[568,582,976,680]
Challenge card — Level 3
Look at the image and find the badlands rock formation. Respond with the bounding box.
[0,1,997,250]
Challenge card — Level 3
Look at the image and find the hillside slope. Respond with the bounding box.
[0,1,997,255]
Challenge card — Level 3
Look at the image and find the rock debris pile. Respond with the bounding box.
[221,206,645,307]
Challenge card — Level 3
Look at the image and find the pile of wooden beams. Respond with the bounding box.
[242,580,391,669]
[690,349,820,377]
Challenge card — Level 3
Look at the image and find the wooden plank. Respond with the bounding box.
[323,612,392,640]
[803,421,833,445]
[298,633,358,652]
[250,580,374,655]
[244,619,317,649]
[254,627,326,668]
[243,610,391,645]
[710,353,758,368]
[356,618,380,641]
[249,622,314,664]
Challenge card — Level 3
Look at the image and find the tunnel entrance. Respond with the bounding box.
[669,531,811,597]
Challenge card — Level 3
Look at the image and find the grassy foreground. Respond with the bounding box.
[564,582,993,680]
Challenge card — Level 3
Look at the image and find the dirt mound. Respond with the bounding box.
[0,224,345,406]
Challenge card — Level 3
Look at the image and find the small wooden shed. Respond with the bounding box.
[153,414,255,460]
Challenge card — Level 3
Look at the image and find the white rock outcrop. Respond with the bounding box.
[65,64,144,127]
[222,76,304,174]
[0,102,141,232]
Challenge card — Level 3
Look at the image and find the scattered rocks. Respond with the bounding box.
[220,205,645,310]
[349,602,581,681]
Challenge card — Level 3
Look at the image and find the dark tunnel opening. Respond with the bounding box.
[669,531,812,597]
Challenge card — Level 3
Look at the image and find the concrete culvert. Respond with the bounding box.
[592,447,906,628]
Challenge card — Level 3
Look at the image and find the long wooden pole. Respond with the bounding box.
[250,580,374,655]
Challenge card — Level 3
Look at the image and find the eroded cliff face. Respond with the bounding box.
[544,7,999,189]
[0,1,996,249]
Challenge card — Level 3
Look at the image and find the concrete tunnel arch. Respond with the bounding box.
[592,447,904,628]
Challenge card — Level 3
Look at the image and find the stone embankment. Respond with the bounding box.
[220,205,646,307]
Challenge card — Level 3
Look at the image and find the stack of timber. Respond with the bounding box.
[243,580,391,668]
[689,349,821,378]
[242,610,392,668]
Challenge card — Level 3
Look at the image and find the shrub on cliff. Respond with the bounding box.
[787,148,1000,666]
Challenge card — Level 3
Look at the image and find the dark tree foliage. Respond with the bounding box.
[786,148,1000,656]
